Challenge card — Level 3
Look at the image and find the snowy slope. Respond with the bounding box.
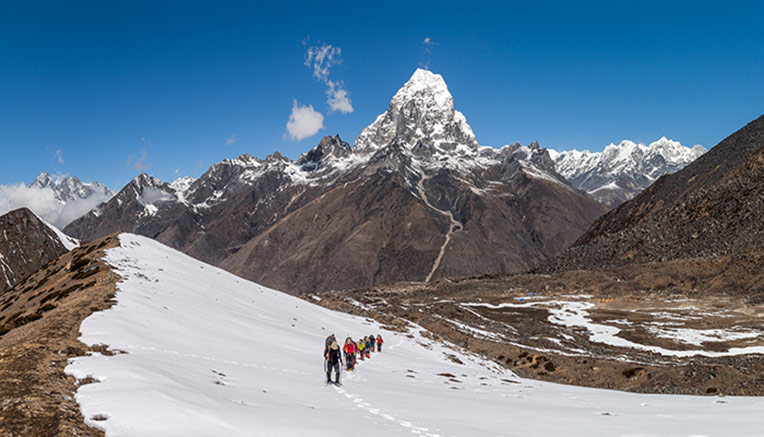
[66,235,764,436]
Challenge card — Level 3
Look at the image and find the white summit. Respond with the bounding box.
[354,68,477,154]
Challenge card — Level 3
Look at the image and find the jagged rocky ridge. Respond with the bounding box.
[0,208,77,294]
[540,113,764,274]
[550,138,706,207]
[31,172,114,204]
[66,69,608,294]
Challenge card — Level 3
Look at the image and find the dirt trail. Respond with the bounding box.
[417,175,463,282]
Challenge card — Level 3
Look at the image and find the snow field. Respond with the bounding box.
[66,234,764,436]
[466,300,764,358]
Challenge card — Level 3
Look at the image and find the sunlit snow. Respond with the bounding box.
[66,235,764,436]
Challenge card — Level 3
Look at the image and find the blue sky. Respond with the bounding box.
[2,0,763,190]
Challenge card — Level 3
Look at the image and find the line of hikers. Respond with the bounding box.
[323,333,384,385]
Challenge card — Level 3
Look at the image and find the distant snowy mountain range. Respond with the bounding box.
[0,173,114,229]
[549,138,707,206]
[64,69,608,294]
[6,71,706,293]
[31,172,113,204]
[8,134,703,234]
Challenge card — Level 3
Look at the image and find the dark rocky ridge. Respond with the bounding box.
[539,114,764,273]
[0,208,70,294]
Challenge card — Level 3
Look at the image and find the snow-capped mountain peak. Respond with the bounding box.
[551,138,707,206]
[646,136,706,164]
[391,68,453,112]
[170,176,196,193]
[354,69,477,155]
[31,172,113,203]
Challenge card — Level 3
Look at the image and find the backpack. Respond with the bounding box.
[324,335,337,358]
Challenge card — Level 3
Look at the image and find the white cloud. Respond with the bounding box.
[326,82,353,114]
[140,187,173,204]
[423,36,437,54]
[127,137,153,172]
[286,100,324,141]
[0,183,112,229]
[127,148,151,171]
[305,44,342,82]
[56,149,65,164]
[225,134,237,145]
[304,43,354,114]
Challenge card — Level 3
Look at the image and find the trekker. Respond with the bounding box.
[323,334,336,360]
[343,337,356,371]
[326,341,342,385]
[376,334,383,352]
[357,338,365,361]
[369,334,376,353]
[363,336,371,359]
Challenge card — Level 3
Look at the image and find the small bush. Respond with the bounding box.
[70,257,90,271]
[72,266,100,280]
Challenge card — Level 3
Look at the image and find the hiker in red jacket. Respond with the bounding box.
[343,337,356,371]
[376,334,384,352]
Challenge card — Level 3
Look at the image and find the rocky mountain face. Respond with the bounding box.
[549,138,707,207]
[66,69,608,294]
[540,114,764,274]
[0,208,76,294]
[31,172,113,203]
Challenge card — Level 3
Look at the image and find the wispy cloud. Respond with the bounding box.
[55,149,65,164]
[423,36,437,54]
[421,37,438,69]
[286,100,324,141]
[225,134,237,145]
[0,182,112,229]
[127,137,153,172]
[304,43,354,114]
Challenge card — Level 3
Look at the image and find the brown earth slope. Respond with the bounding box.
[316,253,764,395]
[540,113,764,273]
[0,235,120,436]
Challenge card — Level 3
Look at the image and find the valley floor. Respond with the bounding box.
[65,234,764,436]
[318,257,764,397]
